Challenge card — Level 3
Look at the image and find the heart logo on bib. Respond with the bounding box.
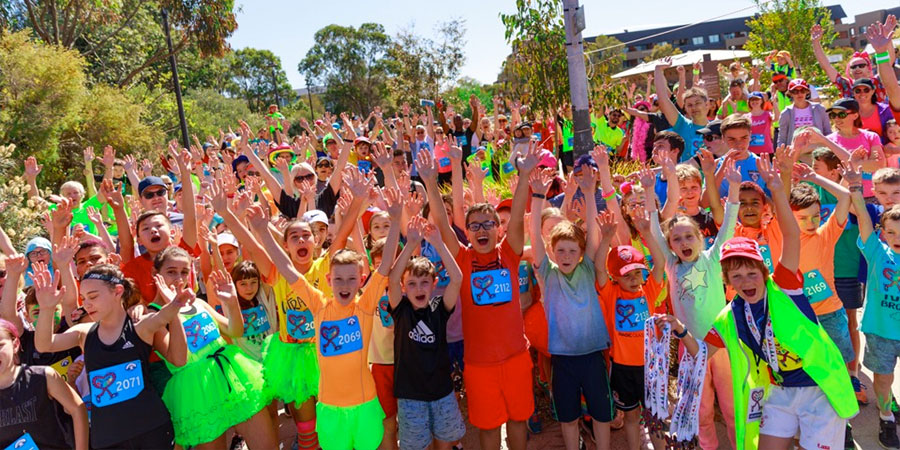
[320,325,342,352]
[91,372,117,402]
[289,314,307,334]
[616,304,637,327]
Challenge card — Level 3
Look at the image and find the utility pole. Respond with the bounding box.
[562,0,592,159]
[306,79,315,121]
[160,8,189,150]
[269,64,281,107]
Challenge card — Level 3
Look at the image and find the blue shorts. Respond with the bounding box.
[863,333,900,374]
[551,351,614,423]
[819,309,854,364]
[833,277,863,310]
[397,392,466,450]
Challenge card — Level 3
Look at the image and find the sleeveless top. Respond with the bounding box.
[0,365,73,449]
[84,316,170,448]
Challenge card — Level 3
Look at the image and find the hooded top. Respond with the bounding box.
[24,237,53,287]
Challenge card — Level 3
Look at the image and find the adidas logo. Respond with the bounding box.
[121,340,134,349]
[408,320,435,344]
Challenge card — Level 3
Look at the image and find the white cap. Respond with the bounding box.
[302,209,329,226]
[216,232,240,249]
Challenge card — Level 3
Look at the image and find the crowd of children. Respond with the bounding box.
[5,13,900,450]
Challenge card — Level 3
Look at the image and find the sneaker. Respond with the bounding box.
[845,423,855,450]
[851,376,869,405]
[527,412,542,434]
[879,419,900,449]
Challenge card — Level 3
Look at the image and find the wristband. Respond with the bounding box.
[849,184,863,192]
[692,69,701,75]
[601,189,616,201]
[673,328,688,339]
[532,193,546,200]
[875,51,891,65]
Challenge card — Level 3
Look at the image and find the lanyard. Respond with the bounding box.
[670,341,708,447]
[643,317,670,434]
[742,298,779,374]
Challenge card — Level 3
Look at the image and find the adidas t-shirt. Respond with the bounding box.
[390,295,454,401]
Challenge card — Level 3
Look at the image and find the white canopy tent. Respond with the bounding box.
[863,38,900,55]
[611,49,752,79]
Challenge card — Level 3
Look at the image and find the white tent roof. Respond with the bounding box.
[612,49,752,79]
[863,38,900,55]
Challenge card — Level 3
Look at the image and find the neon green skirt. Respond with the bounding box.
[316,397,385,450]
[262,336,319,406]
[162,344,271,446]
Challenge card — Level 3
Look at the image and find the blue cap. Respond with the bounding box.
[749,91,765,99]
[138,176,166,195]
[573,154,597,173]
[231,155,249,174]
[173,183,182,193]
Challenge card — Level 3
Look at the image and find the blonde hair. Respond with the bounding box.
[331,249,365,270]
[661,214,702,243]
[675,164,702,184]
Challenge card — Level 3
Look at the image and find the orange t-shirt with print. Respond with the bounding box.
[598,274,665,367]
[455,238,527,365]
[290,272,389,407]
[797,214,845,315]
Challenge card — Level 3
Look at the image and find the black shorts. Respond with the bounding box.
[95,421,174,450]
[551,351,615,423]
[610,361,644,411]
[834,277,863,310]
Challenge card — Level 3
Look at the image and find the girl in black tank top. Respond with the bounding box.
[32,265,190,449]
[0,319,88,450]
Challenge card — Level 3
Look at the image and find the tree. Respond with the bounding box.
[184,88,264,138]
[299,23,393,114]
[443,77,496,118]
[227,48,294,113]
[385,19,467,108]
[499,0,569,116]
[745,0,835,84]
[585,35,629,108]
[643,42,682,63]
[10,0,238,87]
[0,144,46,251]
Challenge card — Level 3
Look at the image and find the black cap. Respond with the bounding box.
[696,119,722,136]
[515,121,533,131]
[827,97,860,113]
[851,78,875,90]
[138,176,166,195]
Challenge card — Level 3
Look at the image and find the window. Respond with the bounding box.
[708,34,720,43]
[692,36,704,45]
[860,25,867,34]
[724,32,736,39]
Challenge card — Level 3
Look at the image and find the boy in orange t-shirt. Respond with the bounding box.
[789,166,856,366]
[247,191,401,450]
[596,201,667,450]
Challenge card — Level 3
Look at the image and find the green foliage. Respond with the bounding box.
[385,19,467,108]
[0,145,46,251]
[0,30,85,163]
[643,42,682,63]
[226,47,294,113]
[183,88,264,138]
[499,0,569,116]
[745,0,835,85]
[443,77,497,118]
[585,35,628,109]
[299,23,393,114]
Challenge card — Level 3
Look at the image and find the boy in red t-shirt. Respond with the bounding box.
[416,140,542,450]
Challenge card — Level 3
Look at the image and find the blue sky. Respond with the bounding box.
[227,0,896,89]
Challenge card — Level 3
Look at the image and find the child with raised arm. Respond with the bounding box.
[712,155,857,450]
[529,164,613,450]
[247,187,401,450]
[387,216,466,450]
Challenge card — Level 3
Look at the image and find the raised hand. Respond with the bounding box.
[407,215,427,243]
[656,56,673,70]
[810,23,824,42]
[590,145,610,168]
[630,203,651,232]
[839,158,863,185]
[722,158,742,185]
[6,254,27,275]
[698,149,716,175]
[122,155,137,174]
[207,179,229,213]
[384,188,404,217]
[773,143,797,175]
[595,210,617,238]
[423,222,441,246]
[209,270,238,308]
[50,198,74,229]
[245,204,269,232]
[343,166,371,198]
[414,146,437,180]
[52,235,79,266]
[637,163,656,189]
[528,169,553,196]
[577,166,598,192]
[405,191,425,218]
[372,141,393,169]
[792,162,817,183]
[24,156,42,180]
[83,147,95,165]
[757,154,783,192]
[465,161,488,184]
[101,145,116,168]
[33,265,64,309]
[517,140,542,174]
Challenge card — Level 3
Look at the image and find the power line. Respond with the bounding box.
[584,1,773,56]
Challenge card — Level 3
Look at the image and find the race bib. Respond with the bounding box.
[439,157,451,169]
[423,243,450,288]
[803,269,833,303]
[377,295,394,327]
[50,355,73,381]
[82,394,92,421]
[182,312,220,353]
[820,203,835,223]
[613,296,650,332]
[750,133,765,147]
[470,268,513,305]
[747,387,765,423]
[518,262,532,294]
[358,160,372,174]
[759,244,774,273]
[89,359,144,408]
[501,161,516,174]
[457,135,468,147]
[319,316,363,356]
[567,137,574,147]
[4,433,37,450]
[241,305,271,337]
[286,309,315,340]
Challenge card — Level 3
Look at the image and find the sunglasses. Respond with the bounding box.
[142,189,167,200]
[246,171,261,177]
[849,63,868,70]
[466,220,497,232]
[294,173,315,183]
[829,111,850,119]
[854,87,872,94]
[703,134,721,142]
[789,89,808,94]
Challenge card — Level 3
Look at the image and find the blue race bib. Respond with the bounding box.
[241,305,271,337]
[518,262,532,294]
[182,312,220,353]
[319,315,363,356]
[820,203,835,223]
[286,309,315,340]
[470,268,513,305]
[358,160,372,174]
[759,244,774,273]
[422,243,450,288]
[439,157,451,169]
[750,133,765,147]
[89,360,144,408]
[502,161,516,174]
[377,295,393,327]
[4,433,37,450]
[614,296,650,332]
[567,137,574,147]
[458,135,468,147]
[803,269,833,303]
[82,394,91,421]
